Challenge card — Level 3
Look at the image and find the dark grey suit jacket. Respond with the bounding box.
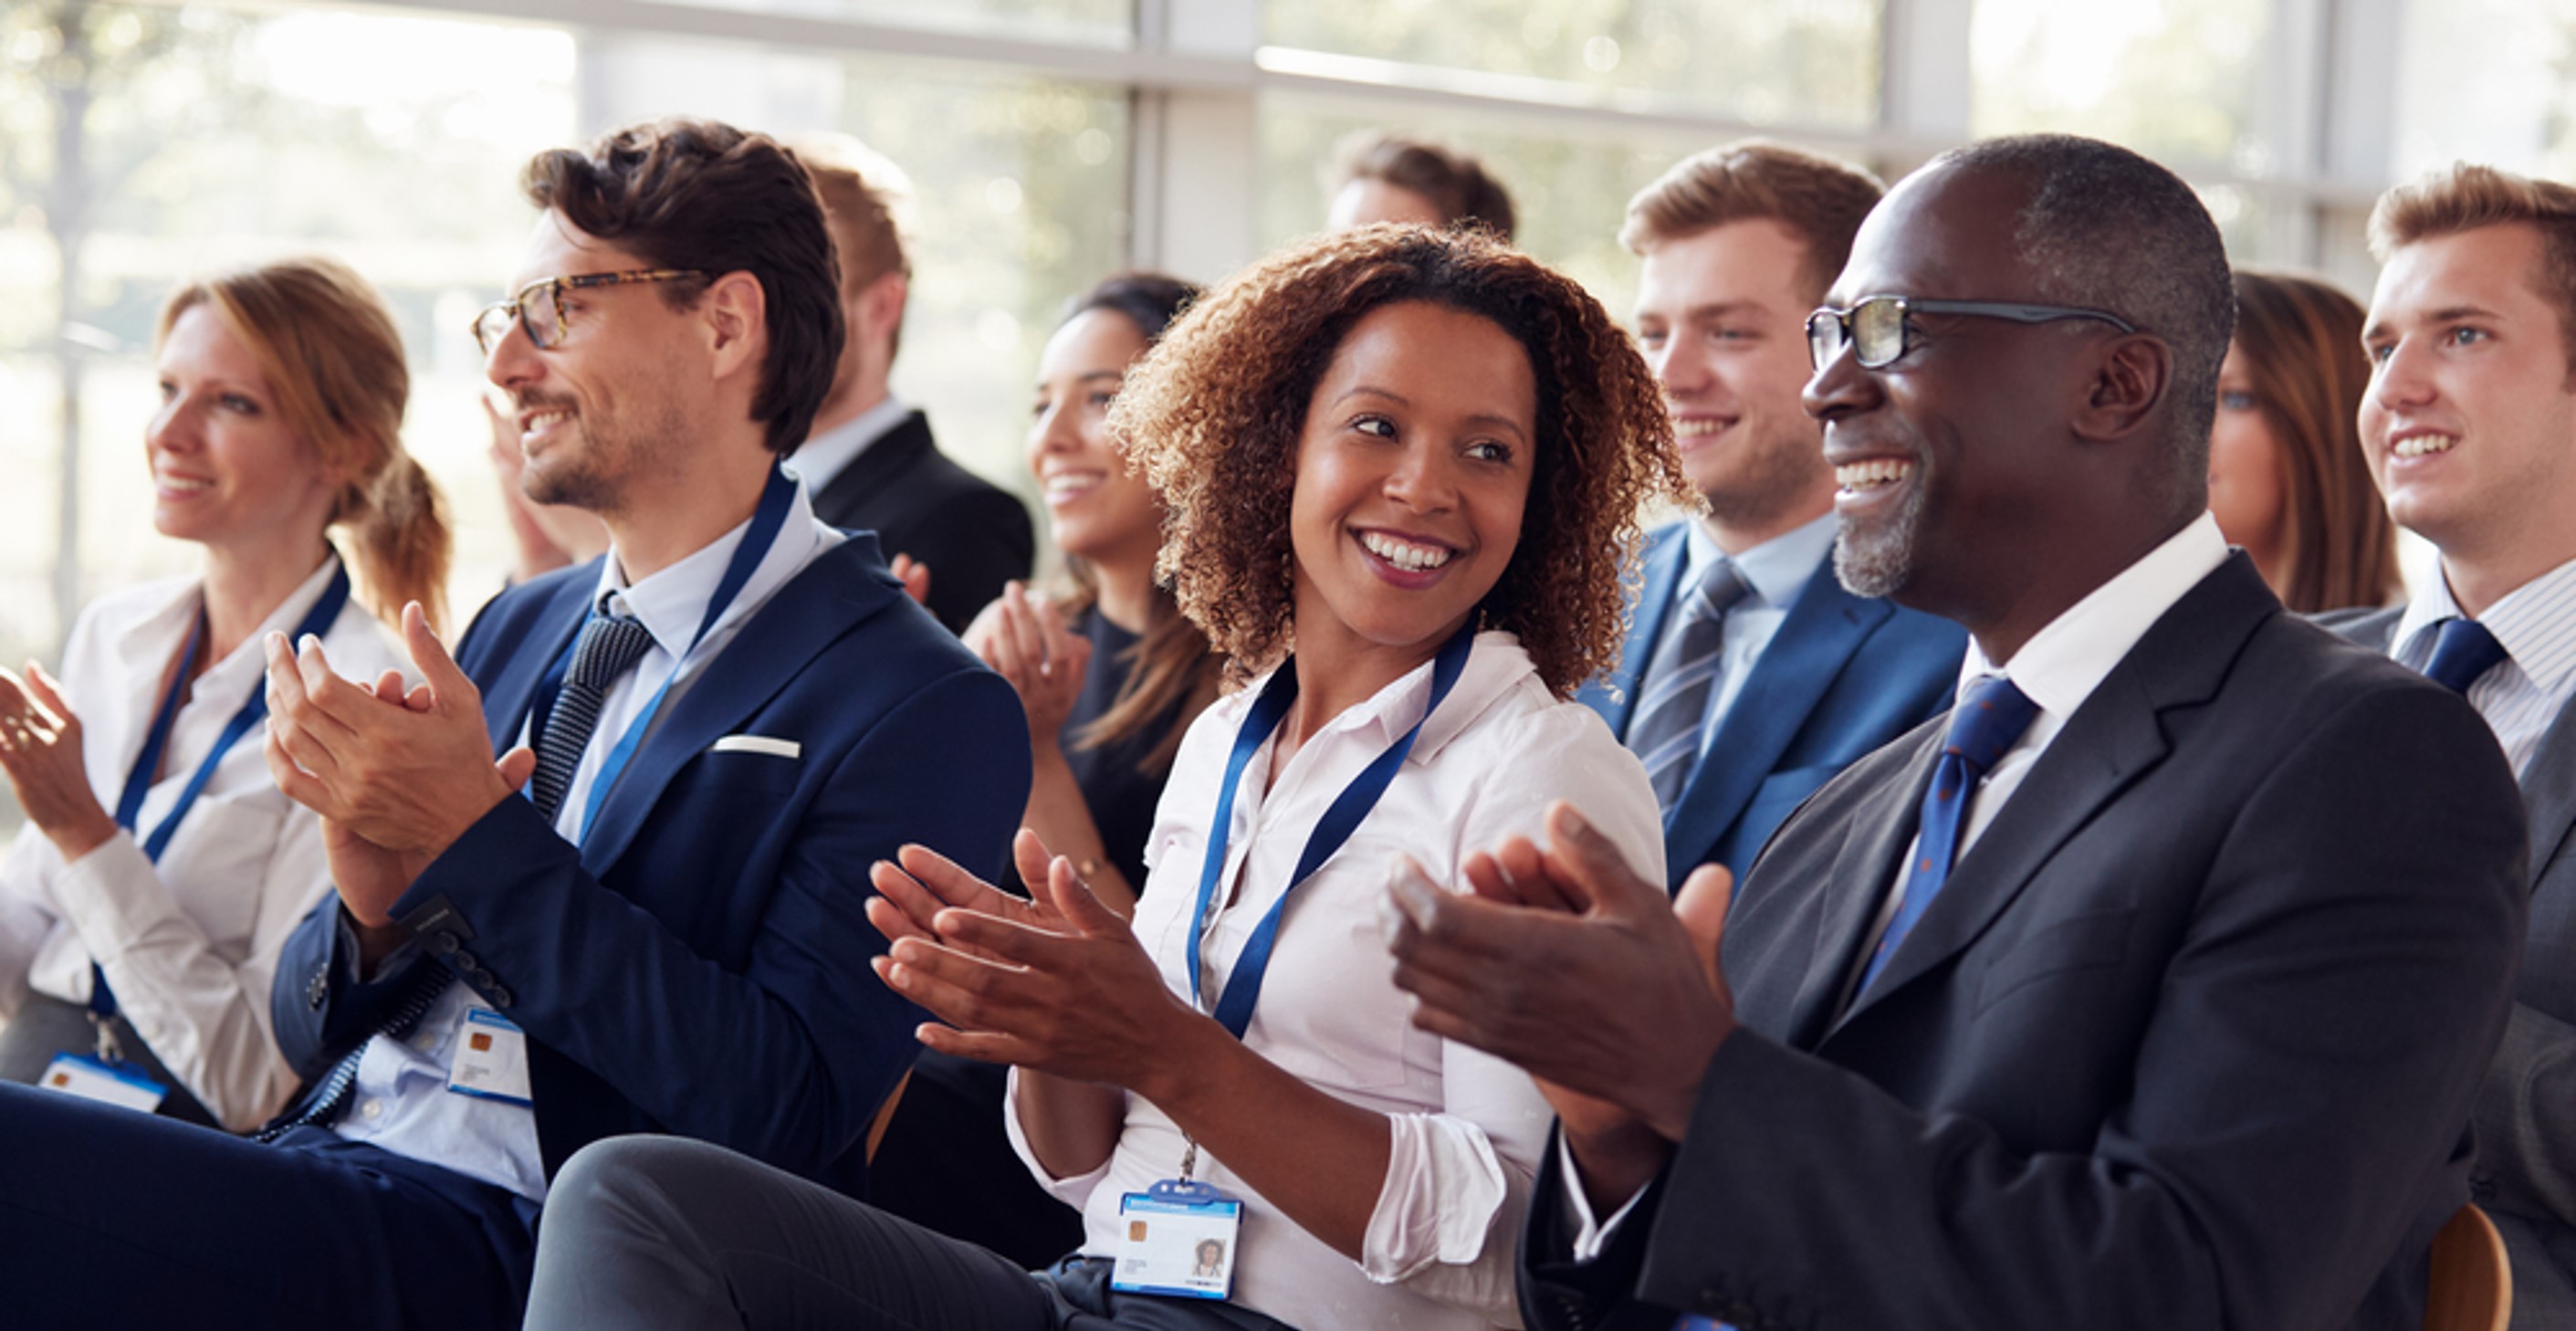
[810,409,1033,634]
[1524,556,2529,1331]
[2329,603,2576,1330]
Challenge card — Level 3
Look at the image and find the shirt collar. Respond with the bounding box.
[1241,630,1535,769]
[112,554,345,692]
[2394,553,2576,696]
[1962,510,2232,719]
[594,477,823,661]
[1681,509,1838,609]
[788,393,909,495]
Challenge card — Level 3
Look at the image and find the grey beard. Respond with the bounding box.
[1832,477,1925,599]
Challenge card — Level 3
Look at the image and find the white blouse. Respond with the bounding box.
[0,558,406,1129]
[1008,631,1666,1330]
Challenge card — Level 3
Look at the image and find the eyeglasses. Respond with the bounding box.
[1805,296,2140,371]
[471,268,708,355]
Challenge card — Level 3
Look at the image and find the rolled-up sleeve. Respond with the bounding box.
[1359,1038,1553,1324]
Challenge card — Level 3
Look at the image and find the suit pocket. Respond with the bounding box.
[664,749,807,800]
[1976,907,2136,1013]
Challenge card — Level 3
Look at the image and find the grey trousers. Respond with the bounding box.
[524,1135,1300,1331]
[0,991,218,1127]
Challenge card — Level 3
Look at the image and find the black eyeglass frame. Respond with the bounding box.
[1805,296,2141,371]
[471,268,710,355]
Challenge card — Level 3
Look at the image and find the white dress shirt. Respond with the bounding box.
[2388,554,2576,777]
[331,478,845,1201]
[1561,511,2233,1256]
[786,393,909,498]
[1006,631,1666,1331]
[1644,513,1838,755]
[0,558,404,1129]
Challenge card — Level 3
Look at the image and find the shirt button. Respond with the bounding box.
[360,1099,382,1121]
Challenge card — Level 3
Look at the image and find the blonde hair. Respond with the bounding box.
[1619,141,1883,306]
[158,257,451,633]
[2371,162,2576,376]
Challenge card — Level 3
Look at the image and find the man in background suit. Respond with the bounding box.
[790,134,1033,633]
[1390,134,2527,1330]
[2324,163,2576,1328]
[1584,141,1962,890]
[0,120,1026,1330]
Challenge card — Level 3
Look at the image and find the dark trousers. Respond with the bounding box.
[526,1135,1297,1330]
[0,1083,537,1329]
[866,1051,1085,1268]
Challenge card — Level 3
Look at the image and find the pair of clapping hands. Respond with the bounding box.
[258,605,528,938]
[870,802,1739,1179]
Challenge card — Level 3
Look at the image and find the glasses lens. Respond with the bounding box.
[520,284,563,350]
[1806,310,1845,370]
[472,304,512,356]
[1852,299,1907,367]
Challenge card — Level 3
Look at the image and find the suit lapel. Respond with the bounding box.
[479,571,597,754]
[1663,563,1890,878]
[812,411,931,529]
[1783,727,1941,1047]
[576,540,900,875]
[2518,697,2576,890]
[1582,527,1688,739]
[1833,557,2272,1031]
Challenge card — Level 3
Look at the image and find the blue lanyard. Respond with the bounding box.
[525,466,798,844]
[1184,625,1475,1041]
[96,560,351,1022]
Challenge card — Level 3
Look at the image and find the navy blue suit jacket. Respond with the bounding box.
[269,532,1029,1200]
[1581,523,1964,890]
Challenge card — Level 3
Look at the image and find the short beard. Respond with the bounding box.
[1833,474,1926,599]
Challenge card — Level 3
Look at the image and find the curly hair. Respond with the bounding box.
[1114,225,1691,697]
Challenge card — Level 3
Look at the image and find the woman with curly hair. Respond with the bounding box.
[520,225,1693,1331]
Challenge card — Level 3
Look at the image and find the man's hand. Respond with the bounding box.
[263,604,535,923]
[1387,802,1736,1145]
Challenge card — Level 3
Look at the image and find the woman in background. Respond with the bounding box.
[969,271,1220,913]
[2212,269,2403,612]
[873,272,1222,1269]
[0,257,445,1129]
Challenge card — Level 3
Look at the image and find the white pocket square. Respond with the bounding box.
[711,735,801,760]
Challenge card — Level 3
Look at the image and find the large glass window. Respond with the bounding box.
[580,37,1131,504]
[2387,0,2576,182]
[1971,0,2272,172]
[1258,93,1828,319]
[1,3,576,672]
[1266,0,1882,130]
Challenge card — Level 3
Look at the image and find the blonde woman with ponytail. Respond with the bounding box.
[0,257,449,1130]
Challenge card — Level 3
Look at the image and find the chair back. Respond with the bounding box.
[2426,1202,2511,1331]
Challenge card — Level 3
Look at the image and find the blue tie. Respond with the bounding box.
[2423,617,2508,696]
[1628,559,1754,811]
[1858,675,2040,994]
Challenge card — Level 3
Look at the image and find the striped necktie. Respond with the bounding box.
[530,604,657,826]
[1629,559,1754,811]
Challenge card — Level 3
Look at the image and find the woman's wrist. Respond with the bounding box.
[45,809,118,864]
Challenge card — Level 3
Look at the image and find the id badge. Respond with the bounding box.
[1112,1179,1241,1300]
[445,1007,532,1105]
[38,1053,166,1113]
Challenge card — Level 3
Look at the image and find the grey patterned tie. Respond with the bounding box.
[1628,559,1754,811]
[530,602,657,825]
